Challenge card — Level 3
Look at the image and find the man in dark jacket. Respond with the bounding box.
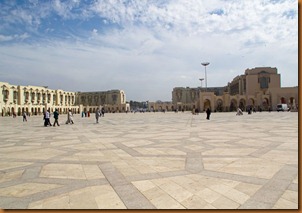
[53,109,60,126]
[206,108,211,120]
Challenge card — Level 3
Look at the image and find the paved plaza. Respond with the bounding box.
[0,111,298,209]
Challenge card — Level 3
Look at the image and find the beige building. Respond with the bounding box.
[172,67,298,112]
[76,90,130,113]
[0,82,129,116]
[0,82,78,116]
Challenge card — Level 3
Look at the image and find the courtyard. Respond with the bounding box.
[0,111,298,209]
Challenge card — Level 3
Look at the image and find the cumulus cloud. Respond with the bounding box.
[0,0,298,101]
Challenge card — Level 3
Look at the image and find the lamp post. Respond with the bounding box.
[199,78,204,90]
[201,62,210,92]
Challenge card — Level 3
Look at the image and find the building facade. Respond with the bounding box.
[76,90,130,113]
[0,82,78,116]
[0,82,129,116]
[171,67,298,112]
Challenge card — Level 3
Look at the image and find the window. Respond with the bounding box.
[259,77,269,89]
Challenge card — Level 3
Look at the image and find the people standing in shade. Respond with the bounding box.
[206,108,211,120]
[53,109,60,127]
[95,108,100,123]
[101,108,105,117]
[66,109,74,124]
[23,112,27,122]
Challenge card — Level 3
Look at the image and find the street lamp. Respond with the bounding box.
[201,62,210,92]
[199,78,204,90]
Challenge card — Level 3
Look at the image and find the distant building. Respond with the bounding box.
[76,90,130,113]
[0,81,129,116]
[171,67,298,112]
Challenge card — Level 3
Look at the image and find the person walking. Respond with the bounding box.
[44,110,52,126]
[66,110,74,124]
[206,108,211,120]
[101,108,105,117]
[95,108,100,123]
[23,112,27,122]
[53,109,60,126]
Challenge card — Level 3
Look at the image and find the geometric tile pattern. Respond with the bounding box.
[0,112,298,209]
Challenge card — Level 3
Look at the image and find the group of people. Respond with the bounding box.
[43,109,74,127]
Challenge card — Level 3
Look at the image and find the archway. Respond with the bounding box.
[2,107,6,116]
[230,99,237,112]
[289,97,295,109]
[203,99,211,111]
[216,99,223,112]
[262,98,269,110]
[247,98,255,107]
[239,99,246,111]
[280,97,286,104]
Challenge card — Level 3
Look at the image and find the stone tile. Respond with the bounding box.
[211,195,240,209]
[0,183,62,197]
[156,181,193,203]
[0,162,32,171]
[0,170,24,183]
[0,112,298,209]
[180,195,210,209]
[234,182,262,196]
[132,180,157,192]
[195,188,221,204]
[272,197,298,209]
[279,190,298,204]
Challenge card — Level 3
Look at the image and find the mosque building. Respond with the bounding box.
[0,67,298,116]
[149,67,298,112]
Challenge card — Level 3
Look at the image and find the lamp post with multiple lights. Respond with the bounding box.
[201,62,210,92]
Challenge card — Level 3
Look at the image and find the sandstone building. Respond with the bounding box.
[150,67,298,112]
[0,82,129,116]
[0,67,298,115]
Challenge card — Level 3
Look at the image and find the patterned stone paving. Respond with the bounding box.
[0,111,298,209]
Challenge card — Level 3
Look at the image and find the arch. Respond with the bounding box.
[203,99,211,111]
[230,99,237,112]
[248,98,255,106]
[239,99,246,111]
[262,98,269,110]
[280,97,286,104]
[216,99,223,112]
[18,107,21,116]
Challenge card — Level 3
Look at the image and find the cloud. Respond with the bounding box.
[0,33,30,42]
[0,0,298,101]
